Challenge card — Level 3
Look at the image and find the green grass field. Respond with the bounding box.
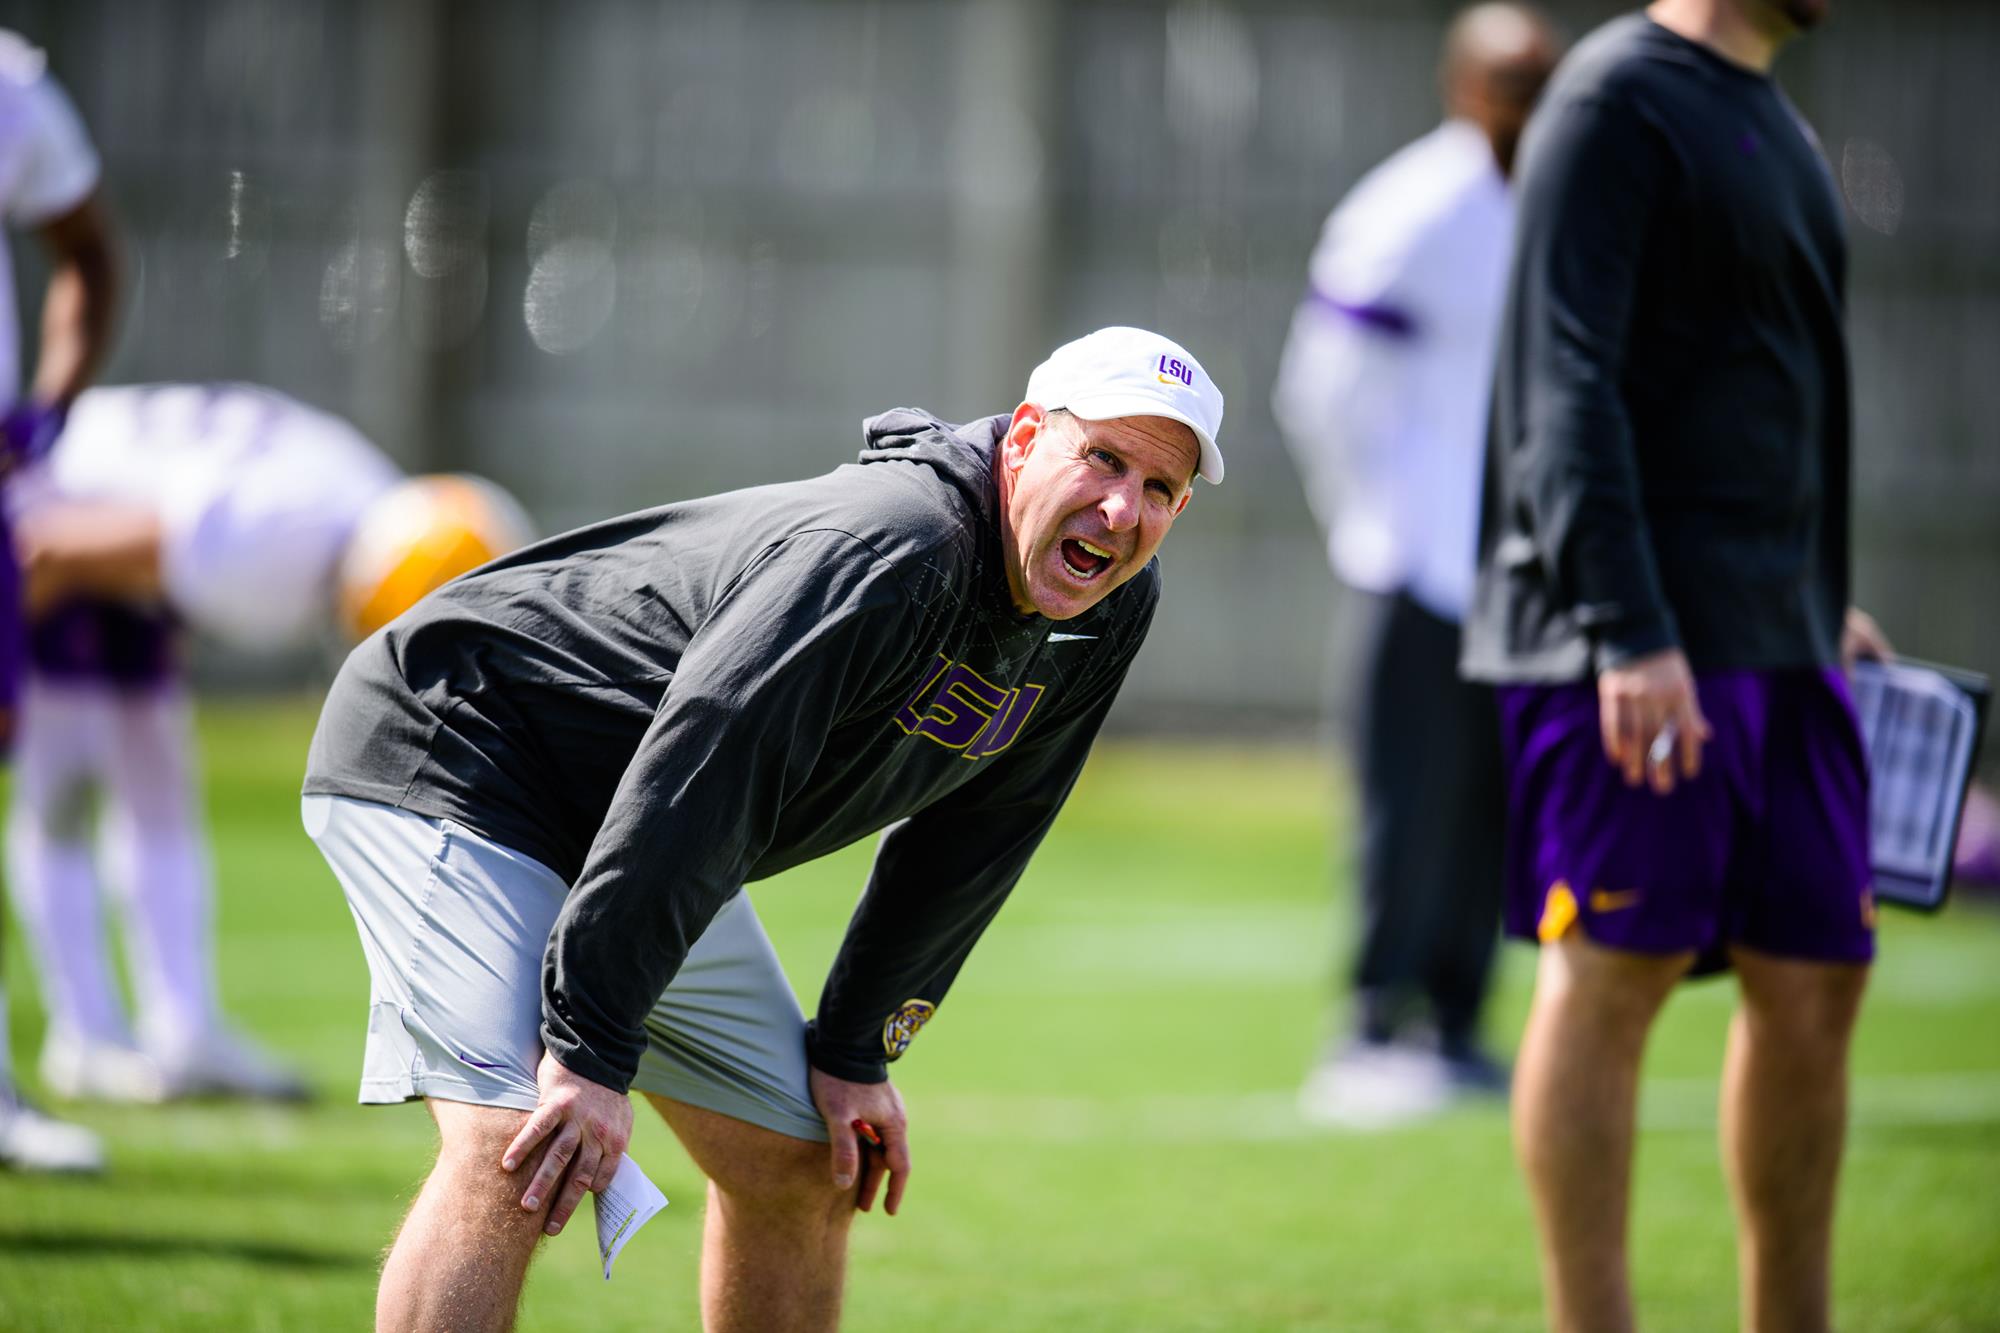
[2,697,1997,1330]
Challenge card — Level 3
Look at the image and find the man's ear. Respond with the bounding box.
[1001,402,1046,473]
[1173,488,1193,518]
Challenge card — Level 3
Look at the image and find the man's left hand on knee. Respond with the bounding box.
[810,1067,912,1216]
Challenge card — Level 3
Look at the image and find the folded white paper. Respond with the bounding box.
[592,1155,669,1279]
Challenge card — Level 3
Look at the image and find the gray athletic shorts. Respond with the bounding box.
[302,793,827,1142]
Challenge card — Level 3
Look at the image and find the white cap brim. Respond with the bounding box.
[1055,391,1224,485]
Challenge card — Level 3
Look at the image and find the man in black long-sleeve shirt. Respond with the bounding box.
[302,326,1222,1331]
[1462,2,1884,1329]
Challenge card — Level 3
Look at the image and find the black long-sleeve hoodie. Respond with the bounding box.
[1463,15,1851,681]
[304,410,1158,1089]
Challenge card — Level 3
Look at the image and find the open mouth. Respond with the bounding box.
[1060,538,1115,581]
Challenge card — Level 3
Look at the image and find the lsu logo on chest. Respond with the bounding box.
[892,653,1045,759]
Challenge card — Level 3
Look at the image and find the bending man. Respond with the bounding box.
[301,326,1224,1332]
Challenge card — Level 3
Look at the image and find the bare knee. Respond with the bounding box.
[1732,947,1869,1050]
[425,1101,554,1236]
[1535,932,1693,1034]
[651,1097,852,1237]
[717,1134,854,1236]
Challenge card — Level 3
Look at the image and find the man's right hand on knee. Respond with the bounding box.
[504,1050,634,1236]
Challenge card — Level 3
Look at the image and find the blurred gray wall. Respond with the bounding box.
[4,0,1995,748]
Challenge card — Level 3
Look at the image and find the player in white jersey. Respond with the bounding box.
[1274,5,1560,1127]
[6,382,532,1111]
[0,28,121,1174]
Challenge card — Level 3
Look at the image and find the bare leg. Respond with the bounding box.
[376,1100,551,1333]
[647,1094,854,1333]
[1722,946,1869,1333]
[1513,932,1692,1333]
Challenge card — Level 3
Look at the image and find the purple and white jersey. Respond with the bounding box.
[14,384,401,653]
[1272,119,1513,622]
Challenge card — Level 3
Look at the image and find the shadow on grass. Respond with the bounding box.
[0,1230,373,1271]
[1852,1121,2000,1152]
[96,1164,427,1205]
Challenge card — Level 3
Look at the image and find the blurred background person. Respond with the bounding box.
[1274,2,1560,1128]
[0,25,119,1174]
[6,382,533,1106]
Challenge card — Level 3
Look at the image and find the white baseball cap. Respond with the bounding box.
[1024,326,1225,485]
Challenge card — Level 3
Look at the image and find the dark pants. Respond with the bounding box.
[1333,588,1505,1050]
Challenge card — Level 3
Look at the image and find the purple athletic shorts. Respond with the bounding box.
[29,598,182,689]
[1496,668,1874,972]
